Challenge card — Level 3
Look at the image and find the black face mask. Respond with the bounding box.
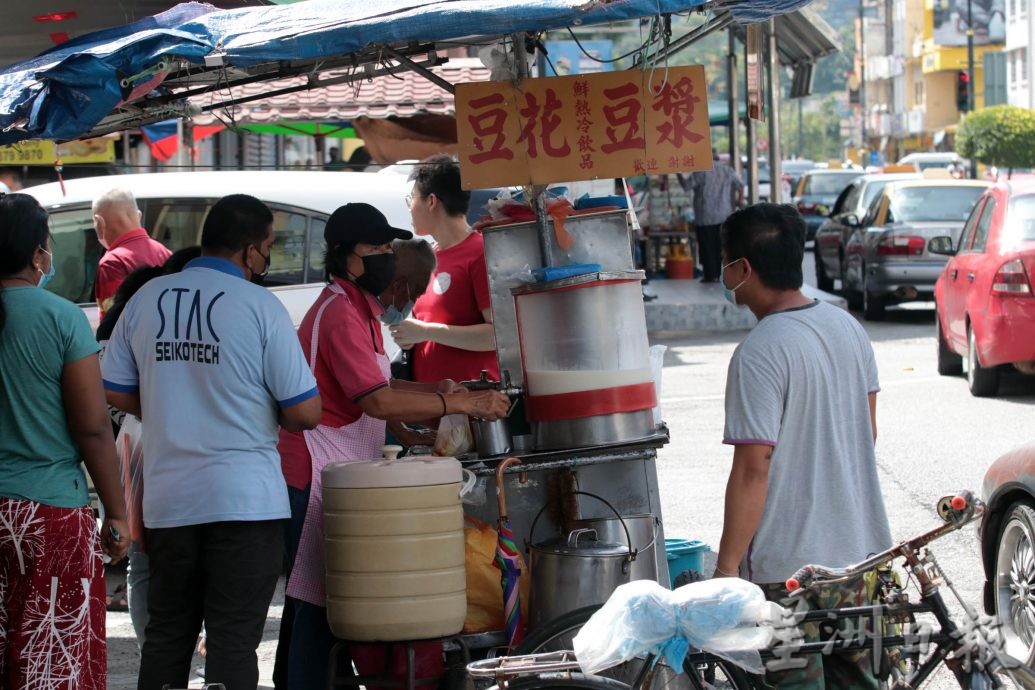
[355,253,395,296]
[249,246,271,286]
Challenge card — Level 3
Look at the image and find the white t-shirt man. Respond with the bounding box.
[723,300,892,583]
[101,256,318,529]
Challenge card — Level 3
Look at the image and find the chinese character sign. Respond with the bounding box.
[455,66,712,189]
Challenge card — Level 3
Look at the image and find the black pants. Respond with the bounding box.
[695,224,722,281]
[137,520,284,690]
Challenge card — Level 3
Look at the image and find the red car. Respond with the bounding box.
[933,180,1035,396]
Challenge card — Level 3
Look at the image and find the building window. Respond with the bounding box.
[1022,0,1029,17]
[1011,51,1019,85]
[1024,49,1030,84]
[1011,0,1017,16]
[914,79,924,106]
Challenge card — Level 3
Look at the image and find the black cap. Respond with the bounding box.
[324,202,413,247]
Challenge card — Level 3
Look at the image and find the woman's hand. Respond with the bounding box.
[455,390,510,420]
[390,319,433,349]
[101,516,130,564]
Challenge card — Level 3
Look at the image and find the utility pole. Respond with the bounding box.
[859,0,867,162]
[967,0,978,179]
[798,98,804,158]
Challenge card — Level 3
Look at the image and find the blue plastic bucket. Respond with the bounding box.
[664,538,708,588]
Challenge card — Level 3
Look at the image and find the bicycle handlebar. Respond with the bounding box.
[785,491,982,593]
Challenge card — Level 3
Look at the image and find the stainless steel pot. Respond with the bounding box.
[528,528,633,630]
[565,513,659,582]
[471,417,511,457]
[526,491,636,630]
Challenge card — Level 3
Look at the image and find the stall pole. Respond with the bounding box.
[727,31,741,177]
[766,18,783,203]
[744,40,759,204]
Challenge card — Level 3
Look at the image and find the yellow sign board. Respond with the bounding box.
[0,138,115,166]
[455,66,712,189]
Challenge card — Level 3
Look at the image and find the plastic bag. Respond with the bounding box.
[115,415,145,546]
[433,414,474,457]
[462,516,531,633]
[572,578,786,676]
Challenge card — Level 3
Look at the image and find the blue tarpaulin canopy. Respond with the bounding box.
[0,0,811,145]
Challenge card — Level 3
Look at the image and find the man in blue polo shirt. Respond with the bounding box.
[102,194,322,690]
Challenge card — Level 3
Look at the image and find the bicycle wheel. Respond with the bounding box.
[518,605,754,690]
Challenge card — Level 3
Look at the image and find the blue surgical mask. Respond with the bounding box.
[37,247,55,289]
[380,300,415,326]
[721,258,746,306]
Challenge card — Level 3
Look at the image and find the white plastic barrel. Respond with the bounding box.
[322,455,467,641]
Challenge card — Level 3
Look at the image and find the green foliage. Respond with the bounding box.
[780,98,843,162]
[957,105,1035,170]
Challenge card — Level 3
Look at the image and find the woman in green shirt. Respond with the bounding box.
[0,193,129,690]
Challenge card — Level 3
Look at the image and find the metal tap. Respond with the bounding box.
[461,369,523,398]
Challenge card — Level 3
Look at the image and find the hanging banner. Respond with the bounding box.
[745,24,765,123]
[0,138,115,165]
[455,66,712,189]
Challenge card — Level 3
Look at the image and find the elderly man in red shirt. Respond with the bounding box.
[93,188,171,316]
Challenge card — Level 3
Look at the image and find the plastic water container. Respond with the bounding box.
[664,538,709,588]
[322,456,467,641]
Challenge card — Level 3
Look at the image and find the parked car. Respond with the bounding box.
[980,441,1035,666]
[25,170,413,359]
[931,180,1035,396]
[842,179,989,320]
[792,169,865,241]
[897,152,966,172]
[813,172,922,292]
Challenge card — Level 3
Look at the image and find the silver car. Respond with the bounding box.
[813,172,921,293]
[842,180,989,320]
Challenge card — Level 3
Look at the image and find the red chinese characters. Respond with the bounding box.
[518,88,571,158]
[573,79,595,170]
[467,93,515,164]
[601,82,646,154]
[651,76,704,147]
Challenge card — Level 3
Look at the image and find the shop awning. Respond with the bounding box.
[191,59,491,126]
[729,6,840,97]
[0,0,813,145]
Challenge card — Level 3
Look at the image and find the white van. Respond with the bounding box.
[25,171,413,357]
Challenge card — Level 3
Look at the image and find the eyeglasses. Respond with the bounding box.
[405,193,416,208]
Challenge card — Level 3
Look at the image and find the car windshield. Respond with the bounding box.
[803,172,859,195]
[1006,194,1035,243]
[889,186,985,222]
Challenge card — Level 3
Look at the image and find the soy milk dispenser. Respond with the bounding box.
[513,270,656,450]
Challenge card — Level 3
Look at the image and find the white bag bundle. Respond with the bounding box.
[572,578,786,675]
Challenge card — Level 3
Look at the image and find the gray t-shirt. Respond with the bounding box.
[723,300,892,584]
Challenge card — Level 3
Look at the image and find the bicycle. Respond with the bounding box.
[467,491,1035,690]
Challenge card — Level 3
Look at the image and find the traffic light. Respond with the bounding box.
[957,71,971,113]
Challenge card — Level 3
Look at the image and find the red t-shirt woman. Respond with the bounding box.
[390,155,501,384]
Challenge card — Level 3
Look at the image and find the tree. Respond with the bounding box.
[957,105,1035,175]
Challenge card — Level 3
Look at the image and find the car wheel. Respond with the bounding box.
[936,308,962,376]
[862,274,885,321]
[996,502,1035,666]
[966,323,999,396]
[815,250,834,292]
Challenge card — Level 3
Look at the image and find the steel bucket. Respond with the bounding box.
[565,513,659,582]
[526,491,636,631]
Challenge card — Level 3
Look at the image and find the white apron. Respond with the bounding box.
[286,282,390,607]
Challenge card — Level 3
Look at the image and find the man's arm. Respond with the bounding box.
[868,391,878,443]
[714,443,772,577]
[106,390,142,418]
[279,394,322,432]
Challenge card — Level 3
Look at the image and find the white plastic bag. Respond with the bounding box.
[433,414,474,457]
[572,578,786,676]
